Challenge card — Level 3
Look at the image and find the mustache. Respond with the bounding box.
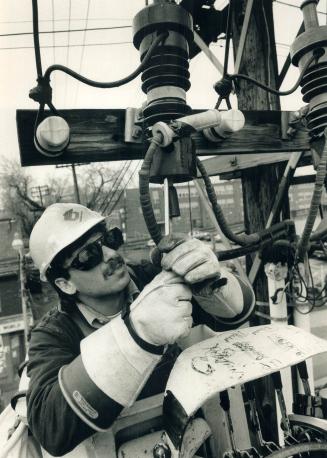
[104,254,125,276]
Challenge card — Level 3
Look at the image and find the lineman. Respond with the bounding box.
[27,202,254,456]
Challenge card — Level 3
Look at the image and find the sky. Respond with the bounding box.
[0,0,326,190]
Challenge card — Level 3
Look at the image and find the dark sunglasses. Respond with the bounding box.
[67,227,124,272]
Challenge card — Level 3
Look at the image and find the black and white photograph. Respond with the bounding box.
[1,1,327,456]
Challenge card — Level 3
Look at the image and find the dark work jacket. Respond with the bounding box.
[26,261,253,456]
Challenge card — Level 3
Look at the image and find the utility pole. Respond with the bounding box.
[232,0,285,443]
[30,185,50,207]
[56,163,85,204]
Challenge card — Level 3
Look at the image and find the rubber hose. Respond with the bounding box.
[139,135,163,245]
[196,158,260,246]
[266,441,327,458]
[297,128,327,262]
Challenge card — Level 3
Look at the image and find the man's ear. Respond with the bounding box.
[54,278,77,295]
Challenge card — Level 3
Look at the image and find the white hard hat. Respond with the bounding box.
[29,203,105,281]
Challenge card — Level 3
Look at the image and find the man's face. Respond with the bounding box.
[63,231,131,298]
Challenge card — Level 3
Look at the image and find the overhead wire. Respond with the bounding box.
[108,161,142,214]
[0,17,131,24]
[63,0,72,107]
[275,0,327,15]
[101,161,134,214]
[74,0,91,106]
[99,161,132,213]
[51,0,56,104]
[0,25,132,37]
[0,41,132,51]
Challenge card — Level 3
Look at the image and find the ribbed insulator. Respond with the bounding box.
[301,62,327,137]
[133,1,193,127]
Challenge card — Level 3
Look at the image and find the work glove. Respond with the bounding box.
[151,234,222,287]
[130,270,193,346]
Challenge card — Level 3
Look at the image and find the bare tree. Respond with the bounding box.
[78,163,123,213]
[0,159,68,236]
[0,160,125,236]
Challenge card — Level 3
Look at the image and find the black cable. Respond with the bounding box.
[230,53,316,97]
[197,158,260,246]
[32,0,43,78]
[222,0,233,77]
[43,31,168,88]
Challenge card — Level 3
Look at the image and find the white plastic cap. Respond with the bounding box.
[35,116,70,157]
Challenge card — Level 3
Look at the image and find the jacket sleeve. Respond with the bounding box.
[26,320,122,456]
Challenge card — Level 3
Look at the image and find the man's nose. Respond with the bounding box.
[102,245,117,262]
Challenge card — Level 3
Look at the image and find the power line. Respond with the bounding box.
[275,0,327,15]
[100,161,132,213]
[0,25,131,38]
[74,0,91,106]
[0,41,131,51]
[51,0,56,103]
[108,161,141,214]
[64,0,72,107]
[0,17,131,24]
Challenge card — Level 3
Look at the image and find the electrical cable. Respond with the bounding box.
[196,158,260,246]
[229,52,316,97]
[275,0,327,15]
[63,0,72,107]
[51,0,55,71]
[262,0,272,110]
[100,161,132,214]
[0,16,131,24]
[42,32,168,88]
[108,161,141,214]
[74,0,91,106]
[99,161,131,212]
[215,0,234,110]
[31,0,43,78]
[0,41,132,51]
[103,162,134,213]
[139,135,163,245]
[222,0,233,77]
[296,129,327,262]
[0,25,132,37]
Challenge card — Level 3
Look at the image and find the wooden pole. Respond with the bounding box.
[231,0,285,443]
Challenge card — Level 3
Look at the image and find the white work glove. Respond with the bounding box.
[158,235,221,284]
[130,270,193,346]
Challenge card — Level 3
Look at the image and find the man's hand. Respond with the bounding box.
[158,235,221,285]
[130,270,193,346]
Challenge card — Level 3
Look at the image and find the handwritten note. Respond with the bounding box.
[166,325,327,416]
